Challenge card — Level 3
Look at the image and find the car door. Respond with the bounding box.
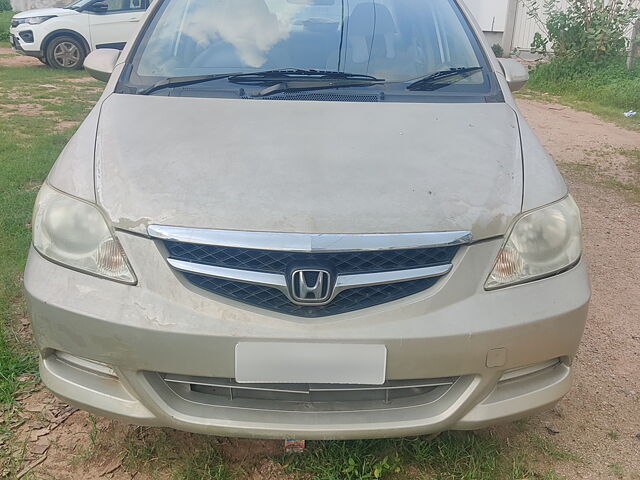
[87,0,148,50]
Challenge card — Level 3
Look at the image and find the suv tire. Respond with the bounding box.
[46,36,85,70]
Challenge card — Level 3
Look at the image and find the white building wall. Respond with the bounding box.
[511,0,570,50]
[10,0,66,11]
[464,0,510,32]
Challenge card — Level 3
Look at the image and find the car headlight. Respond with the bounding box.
[32,184,136,284]
[485,196,582,290]
[14,16,57,25]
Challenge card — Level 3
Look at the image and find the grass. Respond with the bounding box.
[529,434,582,463]
[556,148,640,204]
[608,462,625,479]
[0,60,102,473]
[522,57,640,131]
[279,433,537,480]
[0,10,12,45]
[78,424,560,479]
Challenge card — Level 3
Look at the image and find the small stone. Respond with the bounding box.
[545,423,560,435]
[29,428,49,442]
[30,439,50,455]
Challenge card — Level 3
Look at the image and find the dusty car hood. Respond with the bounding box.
[14,8,76,18]
[96,95,523,239]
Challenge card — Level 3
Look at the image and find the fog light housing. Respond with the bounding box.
[499,358,561,382]
[55,351,117,379]
[19,30,34,43]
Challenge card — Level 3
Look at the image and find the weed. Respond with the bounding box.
[541,471,565,480]
[177,445,234,480]
[88,415,99,447]
[283,439,401,480]
[530,434,582,463]
[609,462,625,479]
[608,430,621,441]
[282,432,536,480]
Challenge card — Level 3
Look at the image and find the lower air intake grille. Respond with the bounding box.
[160,373,459,411]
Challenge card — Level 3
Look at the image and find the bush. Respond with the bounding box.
[0,0,11,12]
[528,56,640,112]
[491,43,505,58]
[0,10,12,43]
[526,0,639,62]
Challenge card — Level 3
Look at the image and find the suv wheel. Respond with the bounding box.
[46,36,85,70]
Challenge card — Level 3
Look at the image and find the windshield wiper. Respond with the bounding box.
[138,72,242,96]
[229,69,384,98]
[228,69,383,85]
[406,67,483,92]
[138,69,384,96]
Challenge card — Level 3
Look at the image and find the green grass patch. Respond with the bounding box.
[524,58,640,130]
[558,157,640,204]
[88,427,559,480]
[118,428,233,479]
[529,434,582,463]
[178,445,234,480]
[608,462,625,479]
[0,10,12,45]
[0,64,101,465]
[281,432,536,480]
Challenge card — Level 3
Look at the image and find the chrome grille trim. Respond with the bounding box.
[334,264,452,289]
[168,257,452,303]
[149,225,473,252]
[167,258,288,288]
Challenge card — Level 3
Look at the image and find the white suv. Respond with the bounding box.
[9,0,150,69]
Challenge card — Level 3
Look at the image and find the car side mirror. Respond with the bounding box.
[497,58,529,92]
[84,49,121,82]
[88,1,109,12]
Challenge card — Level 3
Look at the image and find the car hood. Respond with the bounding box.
[96,95,523,239]
[13,8,76,18]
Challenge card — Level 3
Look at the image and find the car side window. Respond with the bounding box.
[100,0,147,12]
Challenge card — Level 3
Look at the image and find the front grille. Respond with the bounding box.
[151,227,468,317]
[167,243,458,317]
[185,273,440,317]
[165,241,458,275]
[159,373,458,412]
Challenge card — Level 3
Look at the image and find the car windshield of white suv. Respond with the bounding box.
[66,0,94,9]
[126,0,495,99]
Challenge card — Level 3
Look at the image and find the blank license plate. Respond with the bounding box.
[235,342,387,385]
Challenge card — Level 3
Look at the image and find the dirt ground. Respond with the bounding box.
[0,47,42,67]
[502,100,640,480]
[2,48,638,478]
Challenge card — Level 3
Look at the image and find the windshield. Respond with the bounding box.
[66,0,94,9]
[125,0,495,99]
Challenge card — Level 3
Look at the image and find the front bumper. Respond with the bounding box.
[9,26,43,57]
[24,232,590,439]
